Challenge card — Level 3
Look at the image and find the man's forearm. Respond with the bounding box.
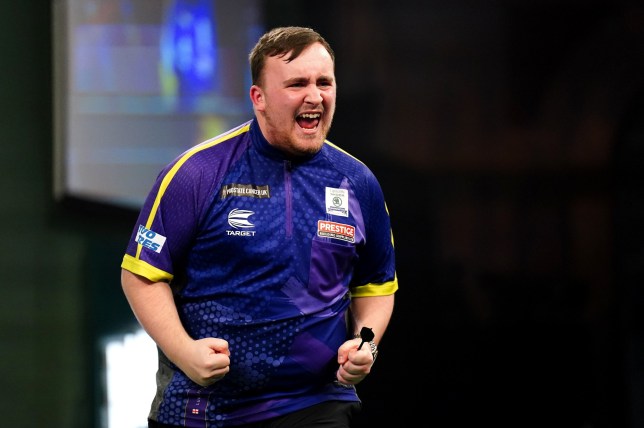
[120,269,193,361]
[349,294,395,344]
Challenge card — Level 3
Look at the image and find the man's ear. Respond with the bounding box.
[249,85,264,111]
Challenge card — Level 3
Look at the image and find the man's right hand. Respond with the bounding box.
[177,337,231,387]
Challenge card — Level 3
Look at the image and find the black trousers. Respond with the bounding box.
[148,400,363,428]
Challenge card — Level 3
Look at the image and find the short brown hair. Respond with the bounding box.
[249,26,335,86]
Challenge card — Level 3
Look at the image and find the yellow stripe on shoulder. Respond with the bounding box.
[134,123,251,259]
[324,140,365,165]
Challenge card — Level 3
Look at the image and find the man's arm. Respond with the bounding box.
[120,269,230,386]
[336,294,395,384]
[348,294,395,345]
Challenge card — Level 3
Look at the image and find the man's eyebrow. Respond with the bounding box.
[283,75,335,85]
[283,77,308,85]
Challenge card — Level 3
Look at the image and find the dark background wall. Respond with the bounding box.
[2,1,644,427]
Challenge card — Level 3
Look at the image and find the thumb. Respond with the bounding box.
[202,337,230,356]
[337,340,358,364]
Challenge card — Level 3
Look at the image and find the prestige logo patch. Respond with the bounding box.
[136,225,166,253]
[221,183,270,199]
[317,220,355,243]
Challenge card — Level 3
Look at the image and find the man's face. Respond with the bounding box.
[250,42,336,157]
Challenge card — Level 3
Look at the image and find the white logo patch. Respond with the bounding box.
[325,187,349,217]
[226,208,257,237]
[136,225,166,253]
[228,208,255,228]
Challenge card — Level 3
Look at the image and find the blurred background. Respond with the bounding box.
[2,0,644,427]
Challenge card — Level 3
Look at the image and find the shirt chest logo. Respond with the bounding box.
[325,187,348,217]
[221,183,270,199]
[317,220,355,243]
[227,208,256,236]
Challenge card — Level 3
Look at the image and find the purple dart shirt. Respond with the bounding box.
[122,118,398,427]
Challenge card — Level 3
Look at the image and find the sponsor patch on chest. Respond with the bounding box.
[317,220,355,243]
[325,187,349,217]
[220,183,270,199]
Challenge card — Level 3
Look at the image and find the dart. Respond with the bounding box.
[357,326,374,350]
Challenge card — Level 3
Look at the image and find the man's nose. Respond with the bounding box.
[304,85,323,104]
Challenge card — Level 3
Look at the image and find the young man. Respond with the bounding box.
[121,26,398,428]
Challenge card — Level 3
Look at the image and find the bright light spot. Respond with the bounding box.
[103,328,157,428]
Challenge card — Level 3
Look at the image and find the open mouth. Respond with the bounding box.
[296,113,321,130]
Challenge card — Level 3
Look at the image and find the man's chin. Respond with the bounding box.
[291,137,325,157]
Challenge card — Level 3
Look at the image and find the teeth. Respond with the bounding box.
[299,113,320,118]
